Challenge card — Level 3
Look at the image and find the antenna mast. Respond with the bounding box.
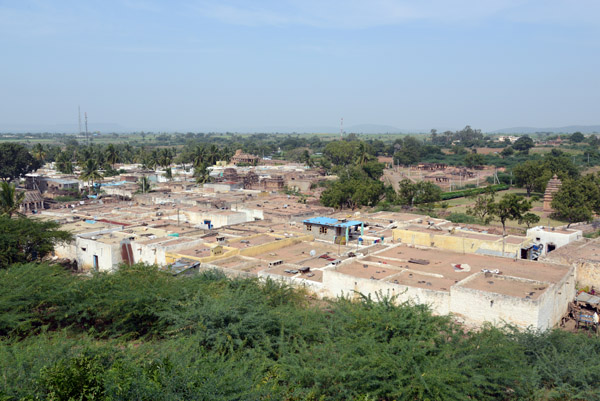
[85,112,89,146]
[340,117,343,140]
[78,106,82,136]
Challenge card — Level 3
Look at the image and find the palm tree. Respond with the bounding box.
[207,144,220,165]
[55,152,74,174]
[192,145,207,168]
[158,148,172,169]
[355,142,369,166]
[0,182,25,217]
[79,159,103,193]
[138,176,152,193]
[105,144,119,169]
[193,163,211,184]
[32,143,46,163]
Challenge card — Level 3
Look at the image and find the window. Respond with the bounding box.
[306,224,312,231]
[319,226,328,234]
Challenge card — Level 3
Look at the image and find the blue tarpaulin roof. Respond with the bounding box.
[303,217,363,228]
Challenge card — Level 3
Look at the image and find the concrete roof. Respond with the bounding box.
[303,217,363,228]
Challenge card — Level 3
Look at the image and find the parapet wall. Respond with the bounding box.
[392,229,522,258]
[322,268,451,315]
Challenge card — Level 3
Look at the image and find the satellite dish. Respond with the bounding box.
[310,250,316,257]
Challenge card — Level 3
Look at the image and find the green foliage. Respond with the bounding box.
[393,136,443,166]
[440,184,509,200]
[0,181,25,217]
[491,193,533,235]
[396,179,442,207]
[513,160,547,197]
[0,217,72,269]
[512,136,535,152]
[447,212,479,224]
[0,142,41,182]
[512,152,580,197]
[1,265,600,399]
[320,143,386,209]
[519,212,540,228]
[551,175,600,227]
[464,152,485,168]
[137,176,152,193]
[570,131,585,143]
[466,186,496,224]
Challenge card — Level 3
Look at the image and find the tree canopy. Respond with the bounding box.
[0,143,41,182]
[0,216,72,269]
[551,175,600,227]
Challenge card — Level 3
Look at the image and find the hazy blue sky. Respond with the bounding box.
[1,0,599,132]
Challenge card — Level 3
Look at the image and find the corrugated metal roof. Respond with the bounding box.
[303,217,363,228]
[576,292,600,306]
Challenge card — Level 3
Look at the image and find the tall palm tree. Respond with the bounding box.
[355,142,369,166]
[158,148,172,169]
[193,163,211,184]
[55,152,74,174]
[192,145,207,168]
[32,143,46,163]
[105,144,119,169]
[138,176,152,193]
[79,159,103,193]
[0,182,25,217]
[207,144,220,165]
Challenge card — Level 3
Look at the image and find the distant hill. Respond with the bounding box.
[492,125,600,134]
[0,123,127,134]
[248,124,426,134]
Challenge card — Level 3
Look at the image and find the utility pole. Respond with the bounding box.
[78,106,82,136]
[85,112,89,146]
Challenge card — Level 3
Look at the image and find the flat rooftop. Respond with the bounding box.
[228,234,278,249]
[544,238,600,263]
[372,246,568,285]
[461,274,545,300]
[257,241,352,263]
[321,244,571,298]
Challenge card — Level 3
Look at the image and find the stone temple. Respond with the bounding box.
[543,175,562,212]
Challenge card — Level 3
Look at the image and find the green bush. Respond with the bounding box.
[441,184,509,200]
[2,263,600,400]
[447,213,479,224]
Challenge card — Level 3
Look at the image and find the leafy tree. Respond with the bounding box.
[500,146,514,158]
[543,149,579,178]
[323,140,357,166]
[0,143,41,182]
[0,217,72,268]
[393,136,443,166]
[519,212,540,228]
[587,135,600,148]
[570,131,585,143]
[513,160,546,197]
[397,180,442,208]
[464,153,485,168]
[551,176,600,227]
[512,136,534,153]
[321,175,384,209]
[491,193,532,236]
[466,187,496,224]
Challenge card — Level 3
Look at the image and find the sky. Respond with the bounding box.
[0,0,599,133]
